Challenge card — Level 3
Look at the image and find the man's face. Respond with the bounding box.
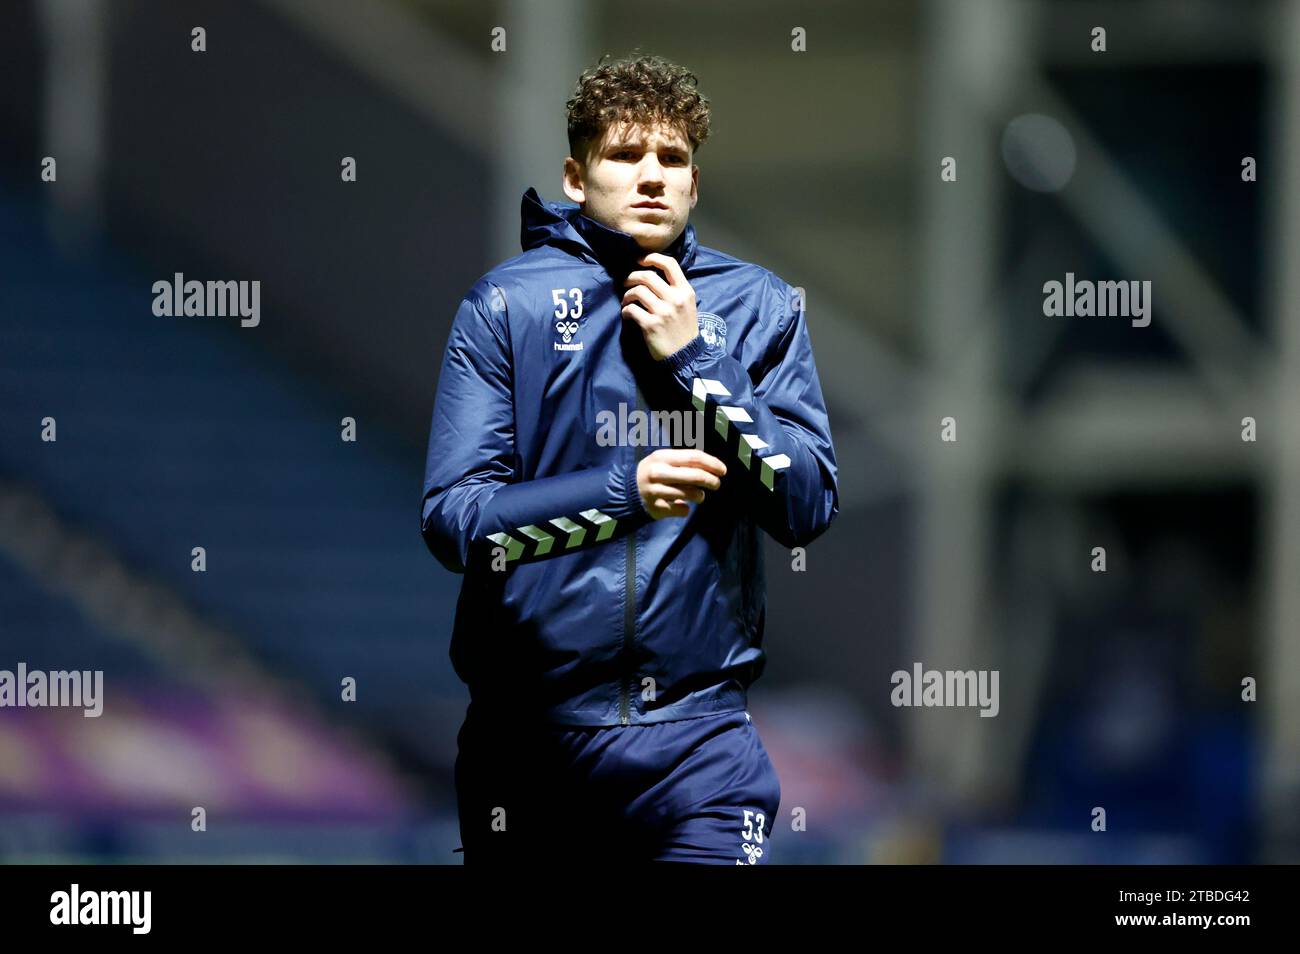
[562,120,699,253]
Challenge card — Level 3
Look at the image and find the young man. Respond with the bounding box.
[421,53,838,864]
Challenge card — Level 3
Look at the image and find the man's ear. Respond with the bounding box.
[689,164,699,209]
[562,157,586,204]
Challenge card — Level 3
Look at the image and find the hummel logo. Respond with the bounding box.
[554,319,583,351]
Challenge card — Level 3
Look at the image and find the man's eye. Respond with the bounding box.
[611,150,684,163]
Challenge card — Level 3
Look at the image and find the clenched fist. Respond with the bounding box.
[636,448,727,518]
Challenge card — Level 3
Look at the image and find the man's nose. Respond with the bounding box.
[638,155,665,186]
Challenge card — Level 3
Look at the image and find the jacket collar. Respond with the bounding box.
[519,187,698,277]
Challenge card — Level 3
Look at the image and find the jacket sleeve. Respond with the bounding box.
[421,283,652,573]
[655,271,839,549]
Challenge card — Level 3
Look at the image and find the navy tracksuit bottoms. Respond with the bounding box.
[454,705,782,865]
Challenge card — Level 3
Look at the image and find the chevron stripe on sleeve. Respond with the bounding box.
[690,377,793,491]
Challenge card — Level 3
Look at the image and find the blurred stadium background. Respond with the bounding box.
[1,0,1295,863]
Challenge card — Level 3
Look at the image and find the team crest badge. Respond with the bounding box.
[697,312,727,358]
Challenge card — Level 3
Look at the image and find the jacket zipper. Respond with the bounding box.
[620,383,646,725]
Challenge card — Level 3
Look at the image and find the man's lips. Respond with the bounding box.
[632,201,668,210]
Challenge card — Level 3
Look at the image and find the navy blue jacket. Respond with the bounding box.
[421,188,838,725]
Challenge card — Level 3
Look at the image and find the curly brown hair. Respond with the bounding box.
[565,53,712,166]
